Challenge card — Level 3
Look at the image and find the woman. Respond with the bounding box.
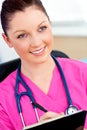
[0,0,87,130]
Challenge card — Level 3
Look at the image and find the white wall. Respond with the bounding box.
[0,29,19,62]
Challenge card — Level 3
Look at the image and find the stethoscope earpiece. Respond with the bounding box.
[65,105,78,115]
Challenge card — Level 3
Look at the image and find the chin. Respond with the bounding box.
[36,54,50,64]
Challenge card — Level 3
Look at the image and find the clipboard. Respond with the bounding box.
[23,110,86,130]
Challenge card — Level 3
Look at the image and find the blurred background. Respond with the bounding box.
[0,0,87,63]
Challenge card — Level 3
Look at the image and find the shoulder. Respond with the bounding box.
[0,70,17,107]
[0,70,17,92]
[57,57,87,70]
[56,57,87,83]
[56,58,87,92]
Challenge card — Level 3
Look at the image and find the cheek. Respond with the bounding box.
[47,28,53,42]
[12,41,28,55]
[44,31,53,46]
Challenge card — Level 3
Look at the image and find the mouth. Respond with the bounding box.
[31,46,46,56]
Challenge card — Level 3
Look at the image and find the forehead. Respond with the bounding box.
[9,6,48,29]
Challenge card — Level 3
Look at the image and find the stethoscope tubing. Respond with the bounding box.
[51,55,73,106]
[15,64,46,127]
[15,63,46,112]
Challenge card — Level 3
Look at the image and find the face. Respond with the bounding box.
[2,6,53,65]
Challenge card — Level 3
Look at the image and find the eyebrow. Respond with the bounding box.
[13,20,48,34]
[14,30,25,34]
[39,20,48,26]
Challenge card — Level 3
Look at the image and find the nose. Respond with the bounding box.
[30,34,42,47]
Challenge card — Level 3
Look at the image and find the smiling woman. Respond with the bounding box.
[0,1,87,130]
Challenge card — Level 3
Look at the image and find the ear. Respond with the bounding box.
[2,33,13,48]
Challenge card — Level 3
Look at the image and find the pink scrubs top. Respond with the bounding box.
[0,58,87,130]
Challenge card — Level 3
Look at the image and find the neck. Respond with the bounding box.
[20,55,55,80]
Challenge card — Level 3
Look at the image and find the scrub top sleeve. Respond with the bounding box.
[81,64,87,129]
[0,103,14,130]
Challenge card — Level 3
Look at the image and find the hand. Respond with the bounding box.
[75,126,84,130]
[39,111,64,122]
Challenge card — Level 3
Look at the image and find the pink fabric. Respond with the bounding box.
[0,58,87,130]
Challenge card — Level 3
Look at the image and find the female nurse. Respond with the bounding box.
[0,0,87,130]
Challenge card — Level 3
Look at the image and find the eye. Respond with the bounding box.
[38,26,47,32]
[17,33,27,39]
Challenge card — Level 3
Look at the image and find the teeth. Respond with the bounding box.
[32,48,44,54]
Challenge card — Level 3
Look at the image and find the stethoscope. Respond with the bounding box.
[15,54,78,128]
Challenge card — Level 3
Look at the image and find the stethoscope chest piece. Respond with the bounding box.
[65,105,78,115]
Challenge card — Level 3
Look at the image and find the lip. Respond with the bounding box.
[31,46,46,56]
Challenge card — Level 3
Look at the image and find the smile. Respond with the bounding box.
[31,47,46,55]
